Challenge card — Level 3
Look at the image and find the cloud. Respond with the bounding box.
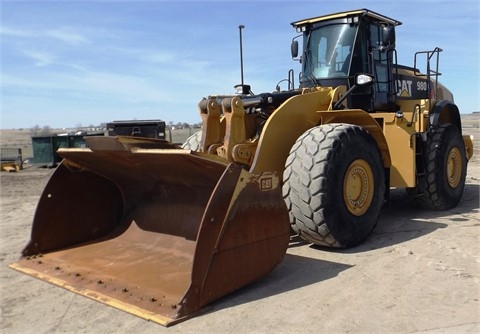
[19,49,56,67]
[0,26,33,37]
[141,51,176,64]
[1,25,90,45]
[1,25,92,68]
[69,71,171,103]
[2,69,171,104]
[45,28,91,45]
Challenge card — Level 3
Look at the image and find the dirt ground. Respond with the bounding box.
[1,116,479,333]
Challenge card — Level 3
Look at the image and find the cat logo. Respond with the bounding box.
[397,79,413,97]
[260,177,273,190]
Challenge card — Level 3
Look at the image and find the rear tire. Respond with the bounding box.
[181,131,202,151]
[282,124,385,248]
[411,124,467,210]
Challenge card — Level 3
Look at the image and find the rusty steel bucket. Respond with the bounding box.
[9,136,290,326]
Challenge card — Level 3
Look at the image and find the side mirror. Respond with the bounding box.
[291,40,298,59]
[382,26,396,47]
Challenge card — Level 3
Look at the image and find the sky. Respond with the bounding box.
[1,0,479,129]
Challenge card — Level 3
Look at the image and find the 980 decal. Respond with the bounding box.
[416,81,428,91]
[395,75,430,99]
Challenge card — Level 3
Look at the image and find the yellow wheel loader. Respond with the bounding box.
[10,9,474,326]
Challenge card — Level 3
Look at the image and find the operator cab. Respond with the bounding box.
[291,9,401,111]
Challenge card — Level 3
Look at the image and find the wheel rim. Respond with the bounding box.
[343,159,374,216]
[446,147,462,188]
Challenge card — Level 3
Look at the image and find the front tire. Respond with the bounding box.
[282,124,385,248]
[412,124,467,210]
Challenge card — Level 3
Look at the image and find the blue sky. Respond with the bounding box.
[1,0,479,129]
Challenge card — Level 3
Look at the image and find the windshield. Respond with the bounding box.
[303,23,357,79]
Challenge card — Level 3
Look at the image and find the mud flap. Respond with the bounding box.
[9,136,290,326]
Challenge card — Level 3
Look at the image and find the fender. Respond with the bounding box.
[429,100,462,130]
[317,109,392,168]
[429,100,474,162]
[251,91,391,176]
[250,87,343,175]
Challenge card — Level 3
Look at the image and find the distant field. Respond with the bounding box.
[166,127,201,145]
[461,112,480,128]
[0,113,477,161]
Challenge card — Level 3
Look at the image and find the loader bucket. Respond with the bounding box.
[9,136,290,326]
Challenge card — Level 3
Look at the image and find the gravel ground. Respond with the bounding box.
[1,117,479,334]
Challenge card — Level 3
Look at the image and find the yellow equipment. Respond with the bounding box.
[10,9,473,326]
[1,162,20,172]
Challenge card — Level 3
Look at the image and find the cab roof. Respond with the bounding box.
[291,9,402,28]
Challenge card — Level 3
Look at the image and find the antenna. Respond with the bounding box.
[235,25,250,95]
[238,25,245,86]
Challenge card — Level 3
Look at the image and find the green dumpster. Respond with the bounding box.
[32,133,104,166]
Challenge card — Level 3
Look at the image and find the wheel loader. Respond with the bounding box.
[10,9,474,326]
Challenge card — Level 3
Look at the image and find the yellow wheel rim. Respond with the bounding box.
[446,147,462,188]
[343,159,374,216]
